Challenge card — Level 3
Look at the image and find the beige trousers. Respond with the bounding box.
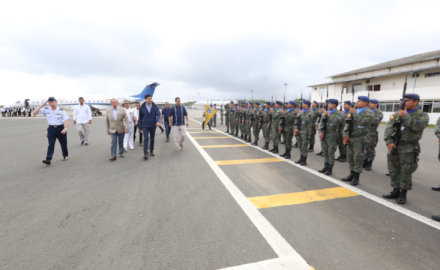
[172,126,186,149]
[76,123,90,143]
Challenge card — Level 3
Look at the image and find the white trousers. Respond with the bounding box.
[76,123,90,143]
[172,125,186,149]
[124,123,134,148]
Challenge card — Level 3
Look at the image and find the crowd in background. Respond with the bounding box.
[1,106,35,117]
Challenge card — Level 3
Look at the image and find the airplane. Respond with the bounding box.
[4,82,159,116]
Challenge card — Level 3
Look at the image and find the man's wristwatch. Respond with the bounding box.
[63,129,67,131]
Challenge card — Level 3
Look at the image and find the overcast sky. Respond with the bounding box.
[1,0,440,105]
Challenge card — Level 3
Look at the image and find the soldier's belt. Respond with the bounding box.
[398,140,418,146]
[350,134,367,139]
[325,130,337,133]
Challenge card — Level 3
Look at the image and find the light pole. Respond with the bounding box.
[284,83,287,103]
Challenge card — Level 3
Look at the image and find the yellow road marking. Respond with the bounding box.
[193,136,231,139]
[249,187,359,209]
[216,158,283,165]
[201,144,250,148]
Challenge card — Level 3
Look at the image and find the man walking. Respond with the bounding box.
[138,94,161,160]
[232,103,239,136]
[364,99,383,171]
[73,97,92,146]
[225,103,231,133]
[123,101,136,150]
[161,102,172,142]
[169,97,189,151]
[106,99,128,161]
[33,97,69,165]
[133,102,143,146]
[245,102,253,143]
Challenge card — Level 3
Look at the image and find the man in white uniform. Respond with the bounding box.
[73,97,92,145]
[133,102,143,146]
[123,101,137,150]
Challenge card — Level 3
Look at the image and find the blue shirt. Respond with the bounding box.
[170,105,188,126]
[287,108,293,113]
[303,108,308,113]
[357,107,367,114]
[344,109,350,114]
[162,107,171,122]
[371,108,377,111]
[39,107,69,125]
[407,108,417,114]
[329,108,336,114]
[146,103,152,113]
[265,108,269,112]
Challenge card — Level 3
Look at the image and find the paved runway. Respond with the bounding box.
[1,109,440,269]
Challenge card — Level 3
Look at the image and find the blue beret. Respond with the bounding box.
[235,103,238,106]
[289,100,297,106]
[299,101,303,104]
[358,96,370,102]
[271,102,275,105]
[344,100,352,105]
[241,102,245,104]
[404,93,420,100]
[370,99,379,104]
[255,102,260,105]
[303,100,311,105]
[325,100,329,102]
[48,97,57,102]
[313,100,319,105]
[328,99,339,105]
[276,101,283,106]
[249,102,253,105]
[265,101,271,105]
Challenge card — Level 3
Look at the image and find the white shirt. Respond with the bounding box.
[73,104,92,124]
[124,108,135,124]
[1,108,4,112]
[133,108,139,121]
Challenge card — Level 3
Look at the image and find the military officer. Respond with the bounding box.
[239,103,246,140]
[317,99,345,175]
[269,101,283,153]
[279,102,288,144]
[261,102,272,149]
[335,101,351,162]
[245,102,253,143]
[309,100,320,152]
[293,101,303,149]
[225,103,231,133]
[294,100,314,166]
[341,96,374,186]
[315,100,328,157]
[220,105,224,125]
[364,99,384,171]
[251,102,262,146]
[432,117,440,221]
[33,97,70,165]
[279,101,297,159]
[233,103,240,137]
[212,104,217,127]
[383,93,429,204]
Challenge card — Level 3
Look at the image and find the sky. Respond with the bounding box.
[1,0,440,105]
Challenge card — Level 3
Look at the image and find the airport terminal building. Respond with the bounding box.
[309,50,440,124]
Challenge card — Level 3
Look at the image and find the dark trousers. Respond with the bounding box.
[143,127,156,154]
[111,131,125,157]
[164,121,171,138]
[134,126,143,143]
[202,121,211,130]
[47,125,68,159]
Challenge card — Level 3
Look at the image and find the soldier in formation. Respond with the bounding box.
[364,99,383,171]
[294,100,314,166]
[279,101,297,159]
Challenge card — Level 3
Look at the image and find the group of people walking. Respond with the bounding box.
[1,106,34,117]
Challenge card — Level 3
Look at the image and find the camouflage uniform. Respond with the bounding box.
[365,109,384,162]
[270,107,282,148]
[240,108,246,137]
[295,108,314,157]
[231,107,239,135]
[283,108,297,150]
[436,117,440,162]
[220,106,224,125]
[337,109,349,157]
[309,107,320,148]
[225,104,230,132]
[246,108,252,141]
[252,107,263,143]
[319,110,345,165]
[213,107,217,127]
[384,109,429,191]
[344,108,374,173]
[261,107,271,147]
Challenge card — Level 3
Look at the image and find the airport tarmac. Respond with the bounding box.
[1,109,440,269]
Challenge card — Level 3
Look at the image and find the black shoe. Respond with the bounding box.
[386,172,390,176]
[335,155,342,161]
[383,188,400,199]
[432,215,440,222]
[300,156,307,166]
[280,150,287,157]
[363,159,368,169]
[350,172,360,186]
[81,141,84,145]
[269,147,276,152]
[308,145,314,152]
[294,155,303,164]
[293,143,298,148]
[272,146,279,153]
[432,185,440,191]
[397,189,407,204]
[341,171,355,181]
[325,164,333,175]
[85,143,88,146]
[143,154,149,160]
[285,149,291,159]
[235,132,238,137]
[365,160,372,171]
[244,135,248,141]
[42,159,51,165]
[316,151,323,156]
[339,155,347,162]
[318,163,329,173]
[262,143,269,150]
[226,129,229,133]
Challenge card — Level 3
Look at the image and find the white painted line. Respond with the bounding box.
[218,255,312,270]
[185,130,311,270]
[189,117,440,231]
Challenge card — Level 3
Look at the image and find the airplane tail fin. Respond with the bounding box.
[131,82,160,99]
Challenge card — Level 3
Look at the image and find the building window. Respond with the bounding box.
[422,101,432,113]
[353,84,362,93]
[393,102,400,112]
[373,85,381,91]
[425,72,440,78]
[386,102,394,112]
[433,101,440,113]
[379,103,386,111]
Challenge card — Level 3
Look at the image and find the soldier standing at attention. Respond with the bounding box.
[315,100,327,157]
[261,102,272,150]
[431,117,440,221]
[212,104,217,127]
[33,97,70,165]
[279,101,297,159]
[293,101,302,149]
[309,100,320,152]
[239,103,245,140]
[220,105,224,125]
[251,102,262,146]
[224,103,230,133]
[341,96,374,186]
[294,100,314,166]
[245,102,253,143]
[364,99,383,171]
[233,103,240,137]
[269,101,283,153]
[317,99,345,175]
[335,101,351,163]
[383,94,429,204]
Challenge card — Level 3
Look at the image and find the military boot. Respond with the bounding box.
[341,171,355,181]
[351,172,360,186]
[294,155,303,164]
[254,140,258,146]
[339,154,347,162]
[383,188,400,199]
[293,142,298,148]
[335,154,342,161]
[316,150,323,156]
[269,146,276,152]
[226,128,229,133]
[247,137,252,143]
[262,142,269,150]
[318,163,329,173]
[363,159,368,169]
[300,156,307,166]
[285,149,291,159]
[325,164,333,175]
[279,149,287,157]
[397,189,407,204]
[234,131,238,137]
[308,144,314,152]
[365,160,372,171]
[272,146,279,153]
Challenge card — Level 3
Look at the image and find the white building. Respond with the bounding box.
[191,100,238,110]
[309,50,440,124]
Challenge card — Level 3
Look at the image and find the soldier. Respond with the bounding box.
[293,101,302,149]
[212,104,217,127]
[294,100,314,166]
[269,101,283,153]
[364,99,383,171]
[233,103,240,137]
[220,105,224,125]
[230,102,237,135]
[279,102,288,144]
[261,102,272,149]
[383,93,429,204]
[432,117,440,221]
[317,99,345,175]
[316,100,328,157]
[245,102,253,143]
[308,100,320,152]
[224,103,230,133]
[341,96,374,186]
[279,101,297,159]
[335,101,351,163]
[251,102,262,146]
[239,103,246,140]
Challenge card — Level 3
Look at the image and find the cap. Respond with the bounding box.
[234,103,238,106]
[289,100,297,106]
[313,100,319,105]
[265,101,271,105]
[124,100,130,104]
[303,100,311,105]
[276,101,283,106]
[47,97,57,102]
[248,102,253,105]
[255,102,260,105]
[325,99,329,103]
[344,101,352,106]
[358,96,370,102]
[328,99,339,105]
[370,99,379,104]
[404,93,420,100]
